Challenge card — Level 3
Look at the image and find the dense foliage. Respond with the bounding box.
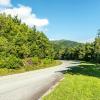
[0,14,54,69]
[0,13,100,70]
[54,34,100,63]
[52,40,81,59]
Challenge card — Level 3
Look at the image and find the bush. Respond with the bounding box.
[43,58,52,64]
[0,55,23,69]
[32,57,40,65]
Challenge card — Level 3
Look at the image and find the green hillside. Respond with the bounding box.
[51,40,81,49]
[51,40,82,59]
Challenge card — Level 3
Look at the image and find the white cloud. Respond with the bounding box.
[85,38,95,43]
[0,0,12,7]
[78,37,95,43]
[0,4,49,27]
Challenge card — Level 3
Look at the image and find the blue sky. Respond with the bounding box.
[1,0,100,42]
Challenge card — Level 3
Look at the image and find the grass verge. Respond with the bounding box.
[0,59,62,76]
[43,62,100,100]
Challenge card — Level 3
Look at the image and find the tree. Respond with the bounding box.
[0,14,54,69]
[84,43,94,61]
[94,36,100,63]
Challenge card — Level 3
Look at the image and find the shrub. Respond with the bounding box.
[32,57,39,65]
[0,55,23,69]
[43,58,52,64]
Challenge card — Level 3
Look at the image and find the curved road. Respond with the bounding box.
[0,60,79,100]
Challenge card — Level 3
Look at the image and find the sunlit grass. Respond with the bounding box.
[43,63,100,100]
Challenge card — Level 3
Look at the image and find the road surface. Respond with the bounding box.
[0,60,79,100]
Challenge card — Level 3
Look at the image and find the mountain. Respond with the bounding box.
[51,39,81,49]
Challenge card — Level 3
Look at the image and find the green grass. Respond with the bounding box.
[43,62,100,100]
[0,60,61,76]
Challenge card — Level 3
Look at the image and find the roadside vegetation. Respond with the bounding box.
[0,13,100,100]
[0,58,61,76]
[43,62,100,100]
[0,14,61,76]
[43,34,100,99]
[43,31,100,100]
[53,32,100,64]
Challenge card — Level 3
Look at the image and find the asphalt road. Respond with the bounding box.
[0,60,79,100]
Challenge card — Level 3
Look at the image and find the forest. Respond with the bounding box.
[0,13,100,72]
[53,34,100,63]
[0,13,55,72]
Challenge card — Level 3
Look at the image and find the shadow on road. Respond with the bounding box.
[57,64,100,78]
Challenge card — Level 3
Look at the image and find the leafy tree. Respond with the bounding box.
[94,36,100,63]
[0,14,54,69]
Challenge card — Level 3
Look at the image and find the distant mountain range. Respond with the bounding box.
[51,40,82,49]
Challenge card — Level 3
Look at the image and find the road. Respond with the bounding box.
[0,60,79,100]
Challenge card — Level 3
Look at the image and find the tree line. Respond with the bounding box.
[0,14,54,69]
[53,32,100,63]
[0,13,100,70]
